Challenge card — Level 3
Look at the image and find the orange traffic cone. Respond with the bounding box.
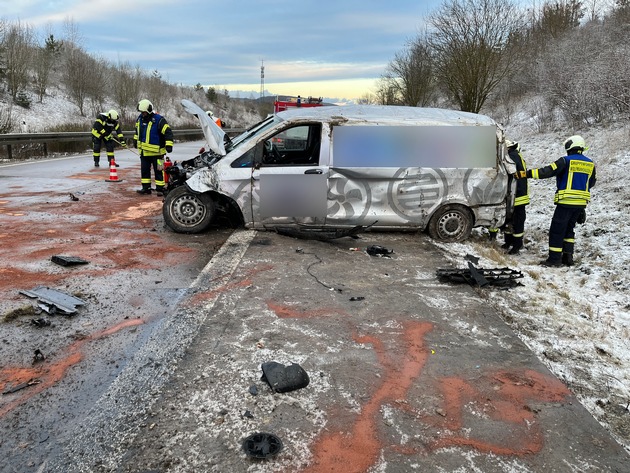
[105,158,123,183]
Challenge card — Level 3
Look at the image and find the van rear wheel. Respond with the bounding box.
[162,186,215,233]
[428,205,473,242]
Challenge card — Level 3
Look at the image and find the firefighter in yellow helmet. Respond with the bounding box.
[133,99,173,196]
[91,109,125,167]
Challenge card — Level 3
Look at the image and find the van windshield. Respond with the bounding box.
[226,115,282,153]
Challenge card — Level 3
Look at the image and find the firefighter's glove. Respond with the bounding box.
[120,141,127,148]
[166,145,173,153]
[513,171,527,179]
[104,135,112,141]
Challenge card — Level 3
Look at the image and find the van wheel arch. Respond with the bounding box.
[427,204,474,242]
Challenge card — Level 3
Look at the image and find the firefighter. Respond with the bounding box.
[515,135,596,267]
[133,99,173,196]
[91,109,125,167]
[502,140,529,254]
[206,110,223,128]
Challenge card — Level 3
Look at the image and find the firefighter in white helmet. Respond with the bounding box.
[206,110,224,128]
[91,109,125,167]
[515,135,596,267]
[133,99,174,196]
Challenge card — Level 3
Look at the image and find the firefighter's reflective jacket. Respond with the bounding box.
[528,152,596,206]
[91,113,123,142]
[133,113,174,157]
[508,148,530,206]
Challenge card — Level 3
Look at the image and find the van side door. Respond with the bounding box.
[251,123,328,227]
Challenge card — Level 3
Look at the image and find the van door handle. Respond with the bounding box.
[304,169,323,174]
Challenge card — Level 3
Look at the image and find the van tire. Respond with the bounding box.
[163,186,215,233]
[427,204,473,242]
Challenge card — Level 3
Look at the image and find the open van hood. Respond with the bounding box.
[181,99,226,156]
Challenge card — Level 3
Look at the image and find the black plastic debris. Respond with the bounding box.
[69,193,79,201]
[261,361,310,393]
[349,296,365,301]
[242,410,254,419]
[30,318,51,328]
[249,385,258,396]
[242,432,283,459]
[33,349,45,364]
[436,263,523,288]
[19,286,86,315]
[465,254,480,265]
[366,245,394,257]
[51,255,89,267]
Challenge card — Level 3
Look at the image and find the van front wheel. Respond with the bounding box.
[162,186,215,233]
[427,205,473,242]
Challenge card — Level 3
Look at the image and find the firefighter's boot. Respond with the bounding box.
[136,185,151,195]
[562,253,574,266]
[541,251,562,267]
[508,236,523,255]
[155,186,165,197]
[501,233,514,250]
[94,159,100,167]
[109,159,120,168]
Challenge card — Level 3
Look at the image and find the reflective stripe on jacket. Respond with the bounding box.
[134,113,173,157]
[508,148,530,206]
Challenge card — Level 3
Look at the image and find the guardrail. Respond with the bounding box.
[0,128,244,160]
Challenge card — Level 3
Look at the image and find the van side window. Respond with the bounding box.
[262,124,321,166]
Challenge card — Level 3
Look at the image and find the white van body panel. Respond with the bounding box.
[182,104,511,238]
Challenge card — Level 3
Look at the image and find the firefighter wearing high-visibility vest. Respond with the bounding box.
[91,109,124,167]
[133,99,173,196]
[515,135,596,267]
[502,140,530,255]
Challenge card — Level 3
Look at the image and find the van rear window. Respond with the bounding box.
[332,126,496,168]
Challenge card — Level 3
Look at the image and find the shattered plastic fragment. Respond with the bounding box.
[19,286,86,315]
[261,361,310,393]
[51,255,89,267]
[366,245,394,257]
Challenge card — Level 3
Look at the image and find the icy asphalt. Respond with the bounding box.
[44,230,628,473]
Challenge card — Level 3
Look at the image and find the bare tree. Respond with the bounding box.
[428,0,524,113]
[2,21,34,101]
[383,35,436,107]
[34,31,62,102]
[112,61,142,119]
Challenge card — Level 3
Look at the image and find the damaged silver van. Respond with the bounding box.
[163,100,514,242]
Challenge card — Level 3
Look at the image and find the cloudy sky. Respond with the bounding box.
[0,0,448,101]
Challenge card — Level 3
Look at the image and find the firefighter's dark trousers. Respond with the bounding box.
[547,204,584,262]
[93,137,115,165]
[139,154,165,191]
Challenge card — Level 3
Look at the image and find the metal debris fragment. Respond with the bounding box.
[436,262,523,288]
[19,286,86,315]
[69,193,79,201]
[2,378,41,395]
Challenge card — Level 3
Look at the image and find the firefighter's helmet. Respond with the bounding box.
[108,109,119,121]
[564,135,587,152]
[137,99,153,113]
[505,140,520,152]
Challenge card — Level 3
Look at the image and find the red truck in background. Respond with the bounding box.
[273,96,324,113]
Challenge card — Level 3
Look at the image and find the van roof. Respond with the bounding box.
[275,104,497,127]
